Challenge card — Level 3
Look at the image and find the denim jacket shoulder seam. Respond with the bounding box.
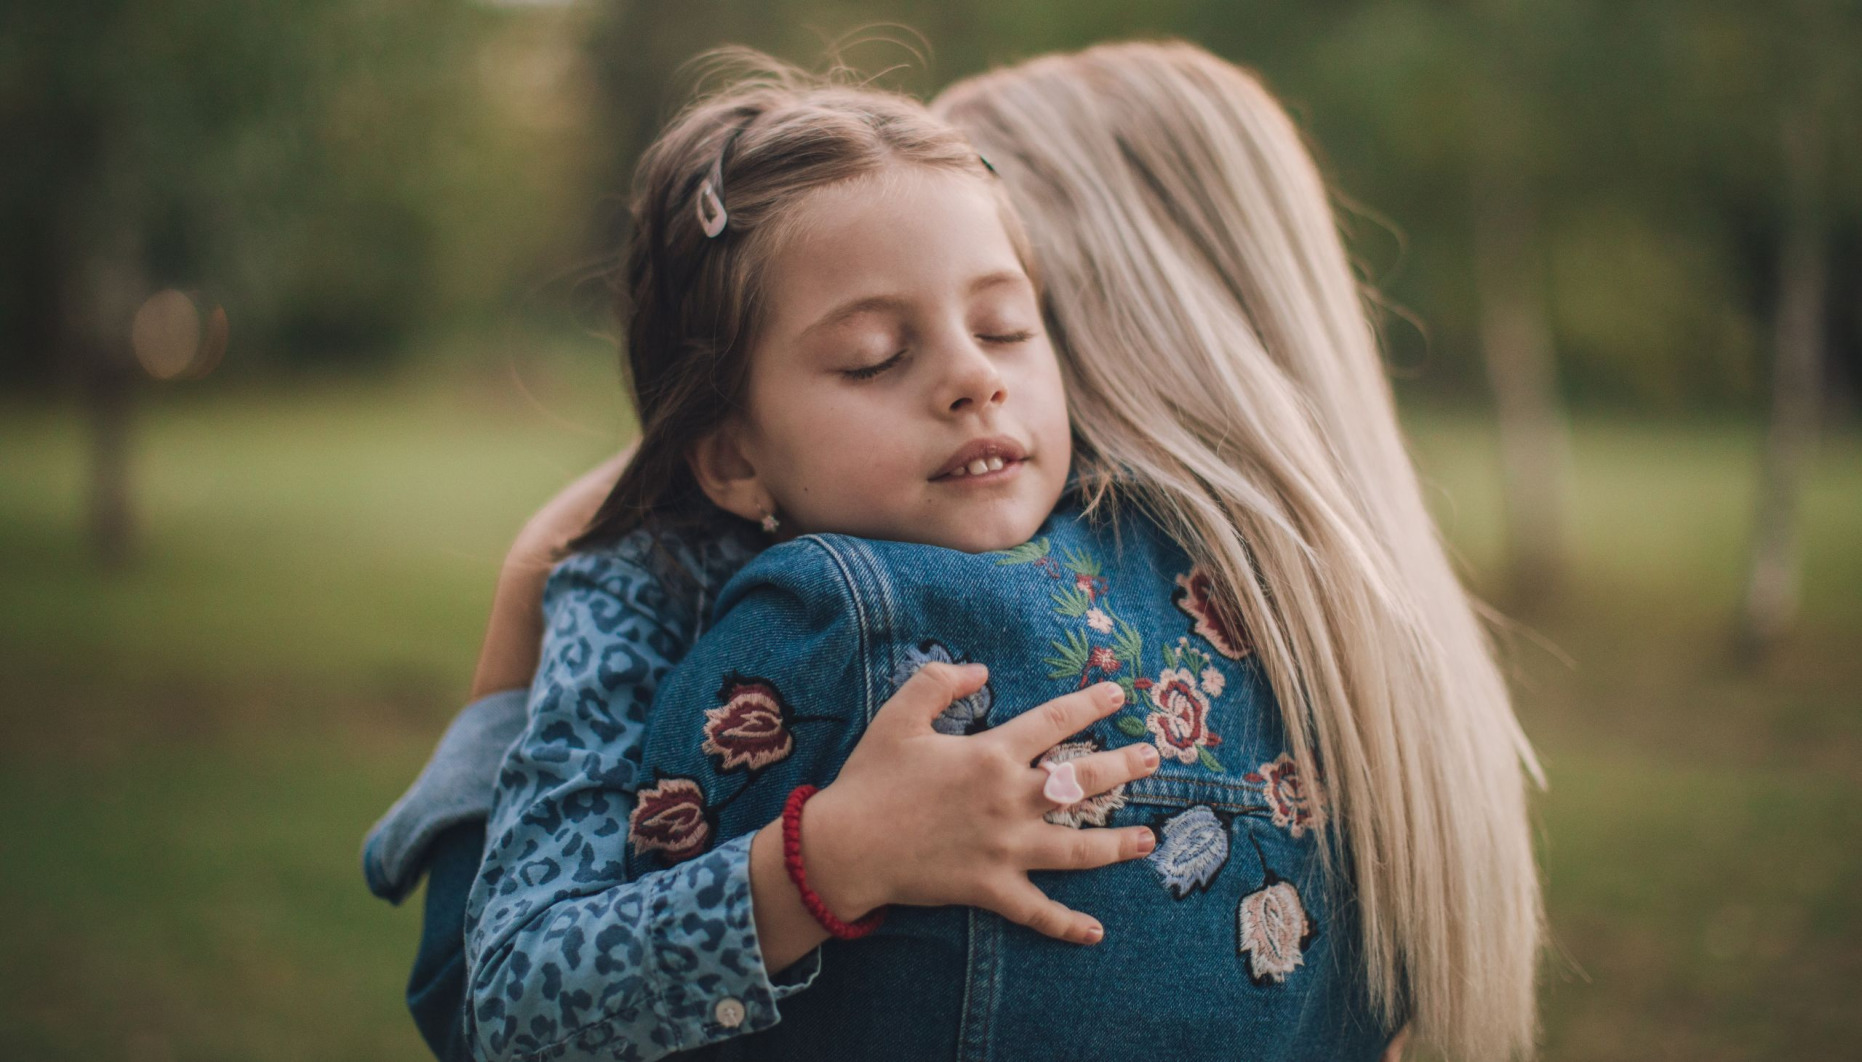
[792,535,891,723]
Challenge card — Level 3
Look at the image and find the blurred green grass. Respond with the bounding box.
[1,364,1857,1060]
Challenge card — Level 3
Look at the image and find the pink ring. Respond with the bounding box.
[1040,760,1086,806]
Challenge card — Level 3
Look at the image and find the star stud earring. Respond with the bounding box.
[759,510,780,535]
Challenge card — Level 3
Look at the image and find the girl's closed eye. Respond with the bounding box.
[977,329,1036,345]
[842,349,908,381]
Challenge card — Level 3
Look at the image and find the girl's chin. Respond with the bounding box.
[918,502,1054,555]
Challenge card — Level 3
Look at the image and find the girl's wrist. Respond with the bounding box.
[789,783,886,920]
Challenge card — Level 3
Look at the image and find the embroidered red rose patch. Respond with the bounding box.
[1173,567,1252,660]
[629,777,711,863]
[1245,753,1324,838]
[702,677,796,773]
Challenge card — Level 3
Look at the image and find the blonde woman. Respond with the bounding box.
[370,40,1537,1062]
[935,41,1544,1061]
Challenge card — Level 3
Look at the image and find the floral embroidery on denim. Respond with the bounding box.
[1130,639,1225,770]
[629,776,712,864]
[702,675,796,773]
[1037,735,1127,827]
[1237,872,1313,984]
[892,640,993,735]
[1234,829,1317,984]
[1147,804,1230,898]
[1173,566,1252,660]
[1245,753,1323,838]
[1001,538,1237,772]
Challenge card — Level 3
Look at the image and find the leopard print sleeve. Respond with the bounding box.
[464,532,818,1061]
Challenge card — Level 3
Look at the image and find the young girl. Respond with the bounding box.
[461,68,1175,1061]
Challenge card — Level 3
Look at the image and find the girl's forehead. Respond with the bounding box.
[761,166,1032,330]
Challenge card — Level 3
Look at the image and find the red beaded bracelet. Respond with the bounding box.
[781,785,886,940]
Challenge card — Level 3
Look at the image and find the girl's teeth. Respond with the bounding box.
[985,456,1005,471]
[967,459,989,475]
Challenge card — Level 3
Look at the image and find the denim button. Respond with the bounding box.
[714,996,746,1028]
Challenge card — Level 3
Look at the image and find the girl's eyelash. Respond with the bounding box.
[842,332,1031,381]
[843,350,906,381]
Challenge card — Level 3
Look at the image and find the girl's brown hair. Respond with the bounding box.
[576,53,1018,549]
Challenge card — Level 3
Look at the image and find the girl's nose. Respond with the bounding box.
[940,336,1007,415]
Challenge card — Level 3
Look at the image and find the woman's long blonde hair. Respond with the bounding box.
[938,41,1544,1061]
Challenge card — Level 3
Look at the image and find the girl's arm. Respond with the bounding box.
[466,543,1158,1061]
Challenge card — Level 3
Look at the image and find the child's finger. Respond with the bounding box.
[1030,743,1158,813]
[984,877,1105,945]
[870,661,989,734]
[990,682,1125,760]
[1024,824,1157,871]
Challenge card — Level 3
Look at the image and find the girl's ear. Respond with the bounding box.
[688,424,774,525]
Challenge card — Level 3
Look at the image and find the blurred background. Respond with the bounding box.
[2,1,1857,1058]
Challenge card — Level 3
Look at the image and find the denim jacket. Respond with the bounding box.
[470,503,1393,1061]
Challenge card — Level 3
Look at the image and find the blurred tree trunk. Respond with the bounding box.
[1471,160,1569,606]
[87,346,134,568]
[1739,112,1828,654]
[71,231,146,570]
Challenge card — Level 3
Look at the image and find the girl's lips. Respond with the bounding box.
[932,437,1028,480]
[934,455,1026,485]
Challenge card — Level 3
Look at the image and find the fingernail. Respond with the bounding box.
[1136,829,1156,854]
[1138,744,1159,769]
[1084,922,1104,944]
[1099,682,1124,708]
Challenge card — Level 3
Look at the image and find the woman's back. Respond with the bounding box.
[624,504,1393,1060]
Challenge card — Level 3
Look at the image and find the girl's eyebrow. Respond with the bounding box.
[968,269,1029,296]
[799,270,1031,341]
[801,295,908,340]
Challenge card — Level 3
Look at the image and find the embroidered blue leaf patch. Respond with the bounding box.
[893,640,993,735]
[1147,804,1230,899]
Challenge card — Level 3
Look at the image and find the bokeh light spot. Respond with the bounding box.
[131,290,227,380]
[131,290,201,380]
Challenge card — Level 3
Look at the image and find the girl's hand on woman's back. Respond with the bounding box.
[748,664,1161,969]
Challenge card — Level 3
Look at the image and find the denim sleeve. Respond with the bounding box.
[362,688,529,904]
[464,546,821,1062]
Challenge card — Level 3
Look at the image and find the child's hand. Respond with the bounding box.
[803,663,1160,945]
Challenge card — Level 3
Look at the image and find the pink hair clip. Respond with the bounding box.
[696,177,727,238]
[1041,759,1086,806]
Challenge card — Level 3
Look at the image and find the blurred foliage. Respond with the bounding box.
[1,0,598,374]
[3,0,1859,399]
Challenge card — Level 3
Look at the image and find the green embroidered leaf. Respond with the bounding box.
[1162,643,1180,670]
[1059,545,1102,577]
[1114,619,1144,661]
[1118,676,1140,704]
[1044,630,1092,680]
[994,538,1050,566]
[1050,586,1093,617]
[1116,715,1148,738]
[1198,747,1225,772]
